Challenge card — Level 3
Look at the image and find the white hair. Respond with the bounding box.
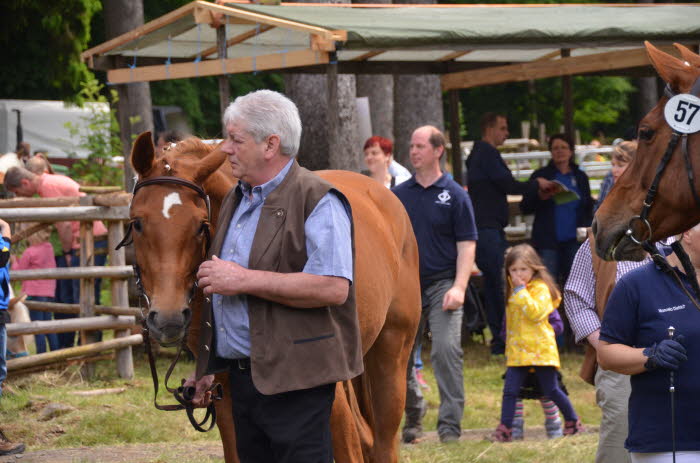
[223,90,302,157]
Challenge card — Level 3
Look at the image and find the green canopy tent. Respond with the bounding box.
[82,0,700,179]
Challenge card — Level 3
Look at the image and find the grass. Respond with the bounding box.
[0,340,600,462]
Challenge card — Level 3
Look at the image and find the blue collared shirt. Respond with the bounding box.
[213,159,353,359]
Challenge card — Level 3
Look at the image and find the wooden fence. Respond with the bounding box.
[1,194,142,379]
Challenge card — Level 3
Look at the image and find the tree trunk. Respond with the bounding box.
[392,0,444,168]
[637,77,659,119]
[354,0,393,141]
[103,0,154,191]
[283,1,360,172]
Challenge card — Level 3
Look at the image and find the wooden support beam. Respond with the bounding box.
[441,46,678,91]
[438,50,472,62]
[535,50,563,61]
[561,48,575,139]
[0,206,129,222]
[0,197,81,208]
[7,334,143,371]
[24,300,141,318]
[11,265,134,281]
[351,51,385,62]
[7,316,136,336]
[109,219,134,380]
[107,49,329,84]
[199,25,275,59]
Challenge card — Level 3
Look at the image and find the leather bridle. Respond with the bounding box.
[116,174,222,433]
[624,76,700,306]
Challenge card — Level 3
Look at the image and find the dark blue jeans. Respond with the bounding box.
[538,239,581,288]
[500,366,578,428]
[53,240,108,349]
[27,296,59,353]
[475,228,507,352]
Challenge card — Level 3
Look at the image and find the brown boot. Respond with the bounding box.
[0,429,25,456]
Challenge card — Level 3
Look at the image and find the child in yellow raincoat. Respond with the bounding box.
[490,244,583,442]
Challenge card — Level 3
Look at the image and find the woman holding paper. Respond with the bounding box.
[520,133,593,287]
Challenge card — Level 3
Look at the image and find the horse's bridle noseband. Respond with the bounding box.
[116,174,221,433]
[625,75,700,307]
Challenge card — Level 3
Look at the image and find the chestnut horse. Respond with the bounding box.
[126,132,421,463]
[594,42,700,261]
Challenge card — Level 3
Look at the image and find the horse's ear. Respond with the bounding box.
[674,43,700,69]
[193,146,227,184]
[645,41,694,90]
[131,131,156,178]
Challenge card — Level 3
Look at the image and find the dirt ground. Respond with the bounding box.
[0,426,598,463]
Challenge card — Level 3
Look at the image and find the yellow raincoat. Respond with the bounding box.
[504,278,561,368]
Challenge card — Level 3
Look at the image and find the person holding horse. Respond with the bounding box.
[598,224,700,462]
[466,113,555,356]
[194,89,362,463]
[393,125,478,444]
[3,166,109,348]
[564,140,659,463]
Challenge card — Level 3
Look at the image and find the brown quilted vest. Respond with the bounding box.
[195,160,363,394]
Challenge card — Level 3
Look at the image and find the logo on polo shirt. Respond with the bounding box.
[436,189,451,205]
[658,304,686,313]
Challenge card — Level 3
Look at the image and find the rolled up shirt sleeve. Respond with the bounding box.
[563,239,601,344]
[302,190,353,284]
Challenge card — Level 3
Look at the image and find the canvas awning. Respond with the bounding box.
[82,1,700,89]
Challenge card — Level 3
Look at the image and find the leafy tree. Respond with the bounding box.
[64,79,124,186]
[0,0,101,101]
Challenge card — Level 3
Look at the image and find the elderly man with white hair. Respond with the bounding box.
[193,90,362,463]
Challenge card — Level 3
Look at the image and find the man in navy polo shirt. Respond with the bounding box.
[393,125,478,444]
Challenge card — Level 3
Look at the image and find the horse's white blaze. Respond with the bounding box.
[162,192,182,219]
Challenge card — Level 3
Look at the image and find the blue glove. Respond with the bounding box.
[643,335,687,371]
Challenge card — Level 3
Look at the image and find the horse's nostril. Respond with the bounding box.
[182,308,192,326]
[591,219,598,236]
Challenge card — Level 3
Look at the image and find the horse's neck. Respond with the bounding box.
[202,168,235,226]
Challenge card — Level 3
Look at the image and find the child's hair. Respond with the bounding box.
[22,222,51,247]
[612,140,637,164]
[504,244,560,302]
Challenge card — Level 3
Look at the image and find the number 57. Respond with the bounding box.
[675,100,700,124]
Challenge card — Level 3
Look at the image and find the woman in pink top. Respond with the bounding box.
[12,225,58,353]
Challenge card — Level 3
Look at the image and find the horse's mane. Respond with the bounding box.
[168,137,215,160]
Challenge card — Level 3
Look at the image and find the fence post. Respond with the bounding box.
[109,220,134,379]
[79,220,97,378]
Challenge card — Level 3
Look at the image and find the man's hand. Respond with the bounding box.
[183,373,215,408]
[536,178,559,200]
[442,286,465,311]
[197,255,251,296]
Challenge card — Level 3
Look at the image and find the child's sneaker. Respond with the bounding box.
[487,423,513,443]
[545,416,563,438]
[511,416,524,440]
[563,420,584,436]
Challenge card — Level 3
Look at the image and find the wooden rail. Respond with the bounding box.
[11,266,133,281]
[7,316,136,336]
[24,300,141,318]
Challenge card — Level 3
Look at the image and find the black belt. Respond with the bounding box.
[229,358,251,370]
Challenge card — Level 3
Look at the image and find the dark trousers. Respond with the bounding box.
[500,366,578,428]
[475,228,507,352]
[54,241,108,349]
[229,363,335,463]
[27,296,59,353]
[538,239,580,288]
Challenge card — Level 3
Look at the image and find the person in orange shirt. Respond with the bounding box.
[4,167,108,348]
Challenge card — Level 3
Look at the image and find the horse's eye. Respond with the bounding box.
[133,219,143,233]
[639,128,655,141]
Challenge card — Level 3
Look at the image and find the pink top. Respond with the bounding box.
[37,173,108,249]
[13,242,57,297]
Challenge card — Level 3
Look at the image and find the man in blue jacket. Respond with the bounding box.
[466,113,553,355]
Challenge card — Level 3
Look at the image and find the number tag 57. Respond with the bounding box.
[665,93,700,134]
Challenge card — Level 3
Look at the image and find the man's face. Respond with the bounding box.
[9,178,36,197]
[220,120,266,185]
[409,128,442,172]
[486,117,509,147]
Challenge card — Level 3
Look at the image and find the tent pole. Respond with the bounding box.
[448,89,463,185]
[327,55,339,163]
[217,25,231,135]
[561,48,575,140]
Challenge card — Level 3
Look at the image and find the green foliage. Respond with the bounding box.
[0,0,101,101]
[64,79,124,186]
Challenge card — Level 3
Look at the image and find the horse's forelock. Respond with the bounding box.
[172,138,215,159]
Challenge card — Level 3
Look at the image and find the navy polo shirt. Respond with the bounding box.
[600,261,700,453]
[392,174,478,286]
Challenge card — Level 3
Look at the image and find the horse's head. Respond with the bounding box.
[128,132,228,345]
[593,42,700,261]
